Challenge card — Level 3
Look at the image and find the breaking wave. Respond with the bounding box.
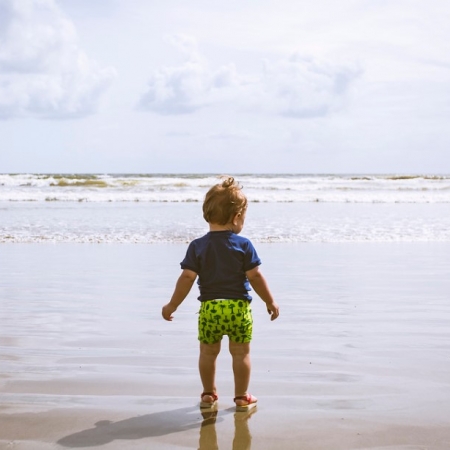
[1,173,449,203]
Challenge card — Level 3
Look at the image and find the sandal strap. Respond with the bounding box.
[201,392,218,401]
[234,393,252,402]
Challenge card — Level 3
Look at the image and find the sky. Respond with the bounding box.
[1,0,449,174]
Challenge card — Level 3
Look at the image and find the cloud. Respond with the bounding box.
[138,34,239,115]
[0,0,116,119]
[259,53,362,118]
[138,34,361,118]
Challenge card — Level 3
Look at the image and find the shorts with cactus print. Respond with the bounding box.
[198,299,253,344]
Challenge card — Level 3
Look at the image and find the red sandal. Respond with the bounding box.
[200,392,218,408]
[234,393,257,412]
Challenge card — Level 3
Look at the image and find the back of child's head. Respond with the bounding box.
[203,176,248,225]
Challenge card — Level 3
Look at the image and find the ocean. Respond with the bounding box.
[2,173,450,448]
[1,173,450,243]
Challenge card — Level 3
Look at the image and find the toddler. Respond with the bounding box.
[162,176,279,411]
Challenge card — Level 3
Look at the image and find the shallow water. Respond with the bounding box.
[1,243,449,390]
[2,201,450,243]
[1,242,450,448]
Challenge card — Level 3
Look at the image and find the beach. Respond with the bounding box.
[1,241,450,449]
[1,174,450,449]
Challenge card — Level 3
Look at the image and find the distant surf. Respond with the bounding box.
[1,173,449,203]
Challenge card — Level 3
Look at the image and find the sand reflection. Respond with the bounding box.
[198,407,256,450]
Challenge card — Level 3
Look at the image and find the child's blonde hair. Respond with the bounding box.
[203,176,248,225]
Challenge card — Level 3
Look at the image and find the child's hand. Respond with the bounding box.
[266,302,280,321]
[162,303,177,321]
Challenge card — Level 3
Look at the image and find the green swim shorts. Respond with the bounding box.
[198,299,253,344]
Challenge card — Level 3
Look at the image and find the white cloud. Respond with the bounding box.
[254,53,361,118]
[138,34,361,118]
[138,59,210,115]
[138,34,239,115]
[0,0,116,119]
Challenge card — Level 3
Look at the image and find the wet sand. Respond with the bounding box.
[1,243,450,449]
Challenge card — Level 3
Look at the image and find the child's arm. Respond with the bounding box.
[162,269,197,321]
[246,266,279,321]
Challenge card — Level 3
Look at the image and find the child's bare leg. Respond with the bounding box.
[199,341,221,398]
[229,341,251,398]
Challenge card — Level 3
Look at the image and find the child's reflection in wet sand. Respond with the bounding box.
[198,407,256,450]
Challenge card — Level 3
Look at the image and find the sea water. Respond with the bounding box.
[1,173,450,243]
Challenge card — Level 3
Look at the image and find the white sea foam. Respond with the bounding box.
[2,174,449,243]
[1,201,450,243]
[0,173,449,203]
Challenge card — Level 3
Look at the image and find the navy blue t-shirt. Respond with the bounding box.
[180,230,261,302]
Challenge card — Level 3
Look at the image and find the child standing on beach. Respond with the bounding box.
[162,176,279,411]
